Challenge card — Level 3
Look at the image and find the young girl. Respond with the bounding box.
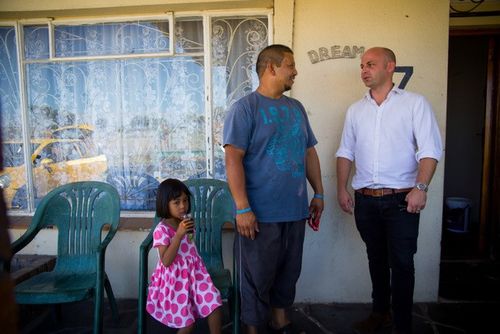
[146,178,223,334]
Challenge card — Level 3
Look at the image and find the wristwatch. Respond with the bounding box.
[415,183,428,192]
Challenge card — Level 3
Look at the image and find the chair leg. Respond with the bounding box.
[104,276,119,323]
[228,291,240,334]
[232,295,240,334]
[94,281,104,334]
[138,283,147,334]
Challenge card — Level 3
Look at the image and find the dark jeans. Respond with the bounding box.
[354,191,420,333]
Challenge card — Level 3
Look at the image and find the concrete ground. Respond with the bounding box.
[17,299,500,333]
[16,260,500,333]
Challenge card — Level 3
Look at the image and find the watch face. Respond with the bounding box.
[416,183,428,191]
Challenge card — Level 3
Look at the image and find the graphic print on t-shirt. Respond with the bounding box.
[258,105,305,178]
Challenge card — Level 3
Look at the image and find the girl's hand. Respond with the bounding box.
[177,217,195,237]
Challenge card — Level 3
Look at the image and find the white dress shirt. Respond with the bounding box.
[336,88,443,190]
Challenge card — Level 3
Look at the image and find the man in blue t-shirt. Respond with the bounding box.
[223,44,324,334]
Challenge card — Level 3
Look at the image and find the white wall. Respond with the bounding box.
[6,0,450,302]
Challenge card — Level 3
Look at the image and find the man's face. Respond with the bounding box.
[360,49,393,89]
[274,52,298,92]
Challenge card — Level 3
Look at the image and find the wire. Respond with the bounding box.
[450,0,485,13]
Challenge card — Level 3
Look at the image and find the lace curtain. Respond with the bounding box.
[0,15,268,211]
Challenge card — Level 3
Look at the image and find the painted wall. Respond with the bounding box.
[290,0,449,302]
[6,0,450,302]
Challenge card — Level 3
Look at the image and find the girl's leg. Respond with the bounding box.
[207,306,222,334]
[177,324,195,334]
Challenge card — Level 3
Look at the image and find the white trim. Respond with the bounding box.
[17,18,53,25]
[267,11,274,44]
[15,22,35,212]
[49,13,174,25]
[203,14,213,178]
[169,12,175,55]
[7,9,273,24]
[118,211,156,219]
[199,8,273,17]
[23,52,177,64]
[48,20,54,59]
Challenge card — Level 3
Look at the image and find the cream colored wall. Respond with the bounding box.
[289,0,449,302]
[6,0,450,302]
[450,0,500,28]
[0,0,272,11]
[0,0,273,19]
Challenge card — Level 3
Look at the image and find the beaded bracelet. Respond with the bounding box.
[236,207,252,215]
[313,193,324,199]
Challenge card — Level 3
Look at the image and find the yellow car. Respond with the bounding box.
[0,128,107,209]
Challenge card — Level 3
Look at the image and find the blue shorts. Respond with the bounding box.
[235,220,306,326]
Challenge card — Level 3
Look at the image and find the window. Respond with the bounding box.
[0,12,270,212]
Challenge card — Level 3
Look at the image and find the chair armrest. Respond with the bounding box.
[98,223,120,250]
[10,225,42,255]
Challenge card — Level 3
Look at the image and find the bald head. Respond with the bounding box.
[365,47,396,66]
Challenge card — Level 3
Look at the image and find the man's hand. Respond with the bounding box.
[338,188,354,214]
[236,211,259,240]
[308,197,324,230]
[405,188,427,214]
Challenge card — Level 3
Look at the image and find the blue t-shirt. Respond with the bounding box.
[223,91,317,223]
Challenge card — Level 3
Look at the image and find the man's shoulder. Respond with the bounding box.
[348,94,369,110]
[284,94,304,104]
[394,88,427,101]
[234,91,257,104]
[281,94,306,111]
[228,92,258,114]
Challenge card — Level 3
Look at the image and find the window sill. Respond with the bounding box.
[7,213,235,231]
[8,214,156,231]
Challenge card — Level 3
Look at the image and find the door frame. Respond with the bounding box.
[449,29,500,257]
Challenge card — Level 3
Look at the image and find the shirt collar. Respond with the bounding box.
[363,85,404,102]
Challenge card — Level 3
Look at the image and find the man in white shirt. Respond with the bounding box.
[336,47,442,334]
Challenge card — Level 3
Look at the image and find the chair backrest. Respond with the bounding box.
[185,178,235,273]
[28,181,121,273]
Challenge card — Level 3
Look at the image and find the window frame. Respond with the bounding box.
[2,9,273,216]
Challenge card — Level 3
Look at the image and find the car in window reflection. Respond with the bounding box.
[0,130,107,209]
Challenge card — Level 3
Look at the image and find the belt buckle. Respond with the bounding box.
[372,189,385,197]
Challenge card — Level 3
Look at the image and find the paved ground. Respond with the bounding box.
[17,299,500,333]
[16,260,500,333]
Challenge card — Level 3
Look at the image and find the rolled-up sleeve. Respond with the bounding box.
[335,107,355,162]
[413,96,443,162]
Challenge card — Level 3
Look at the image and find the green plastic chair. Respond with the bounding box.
[138,178,240,333]
[10,181,121,334]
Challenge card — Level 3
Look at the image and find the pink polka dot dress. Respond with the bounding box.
[146,221,222,328]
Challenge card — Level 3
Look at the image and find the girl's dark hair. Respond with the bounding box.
[156,178,192,218]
